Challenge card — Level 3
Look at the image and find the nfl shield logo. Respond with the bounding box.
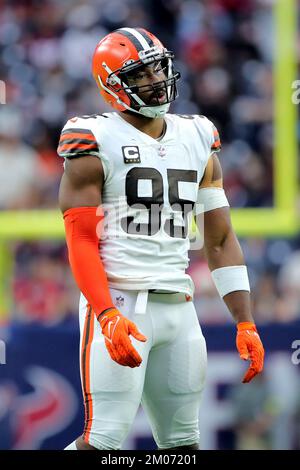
[115,296,124,308]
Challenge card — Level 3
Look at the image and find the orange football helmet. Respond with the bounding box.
[92,27,180,118]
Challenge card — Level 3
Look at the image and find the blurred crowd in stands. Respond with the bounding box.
[0,0,299,324]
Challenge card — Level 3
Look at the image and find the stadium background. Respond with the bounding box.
[0,0,299,450]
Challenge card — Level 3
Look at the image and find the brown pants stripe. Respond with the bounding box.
[81,304,95,443]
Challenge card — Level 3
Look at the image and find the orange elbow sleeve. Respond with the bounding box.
[63,206,114,316]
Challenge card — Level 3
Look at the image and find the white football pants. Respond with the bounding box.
[79,288,207,450]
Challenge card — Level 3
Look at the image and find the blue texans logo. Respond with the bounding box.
[0,367,78,450]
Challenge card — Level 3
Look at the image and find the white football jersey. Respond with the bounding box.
[58,112,221,297]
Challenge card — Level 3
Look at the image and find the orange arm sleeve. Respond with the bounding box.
[63,206,114,317]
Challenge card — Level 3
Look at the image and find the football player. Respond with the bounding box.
[58,28,264,451]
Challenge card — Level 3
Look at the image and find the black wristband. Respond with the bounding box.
[97,307,115,322]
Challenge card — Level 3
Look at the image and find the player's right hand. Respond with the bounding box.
[98,308,147,368]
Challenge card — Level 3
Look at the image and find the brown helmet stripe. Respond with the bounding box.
[114,27,152,52]
[136,28,155,47]
[114,29,143,52]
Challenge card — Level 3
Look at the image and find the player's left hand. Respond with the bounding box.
[236,322,264,383]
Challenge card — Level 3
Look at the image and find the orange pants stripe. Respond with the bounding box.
[81,304,95,443]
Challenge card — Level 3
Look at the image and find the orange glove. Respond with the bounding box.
[236,322,264,383]
[98,308,147,368]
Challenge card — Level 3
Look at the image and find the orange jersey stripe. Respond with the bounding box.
[58,142,98,152]
[60,132,96,142]
[212,139,221,148]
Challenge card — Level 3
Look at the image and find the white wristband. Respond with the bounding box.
[211,265,250,298]
[194,187,229,214]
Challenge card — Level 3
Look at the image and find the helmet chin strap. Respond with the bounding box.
[139,103,170,118]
